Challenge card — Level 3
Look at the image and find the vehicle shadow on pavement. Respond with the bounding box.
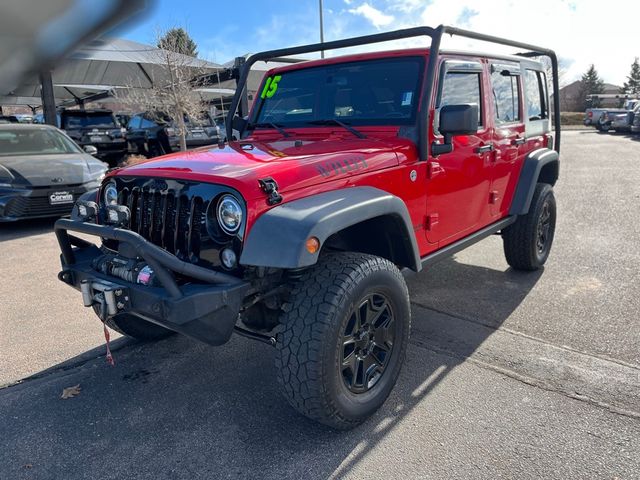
[0,257,542,480]
[0,217,57,243]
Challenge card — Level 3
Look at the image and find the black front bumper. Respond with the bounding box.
[55,218,250,345]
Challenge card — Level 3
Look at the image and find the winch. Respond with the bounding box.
[91,253,161,287]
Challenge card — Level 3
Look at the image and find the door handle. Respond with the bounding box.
[475,144,494,154]
[512,137,526,146]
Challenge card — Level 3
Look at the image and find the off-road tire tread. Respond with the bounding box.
[503,182,555,271]
[275,252,409,430]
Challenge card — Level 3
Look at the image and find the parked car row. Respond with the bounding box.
[126,111,223,158]
[584,99,639,132]
[0,114,35,124]
[32,108,228,166]
[601,103,640,133]
[0,108,233,221]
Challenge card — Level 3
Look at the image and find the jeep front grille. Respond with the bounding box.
[118,186,204,262]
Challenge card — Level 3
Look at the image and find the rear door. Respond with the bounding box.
[425,59,493,245]
[494,66,551,217]
[488,62,525,217]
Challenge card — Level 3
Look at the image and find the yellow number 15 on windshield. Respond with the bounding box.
[260,75,282,99]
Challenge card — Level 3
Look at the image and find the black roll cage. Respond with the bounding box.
[225,24,560,159]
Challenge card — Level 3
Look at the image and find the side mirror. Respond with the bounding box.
[84,145,98,156]
[432,104,479,156]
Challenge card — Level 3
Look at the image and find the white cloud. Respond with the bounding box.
[337,0,640,86]
[348,3,395,29]
[204,0,639,86]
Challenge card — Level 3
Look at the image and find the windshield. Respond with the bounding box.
[0,128,82,156]
[62,113,117,129]
[253,56,424,127]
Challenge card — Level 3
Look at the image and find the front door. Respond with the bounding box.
[425,61,493,245]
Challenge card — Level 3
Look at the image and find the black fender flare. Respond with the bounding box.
[240,187,421,271]
[509,148,559,216]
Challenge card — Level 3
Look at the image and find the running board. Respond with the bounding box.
[414,216,516,272]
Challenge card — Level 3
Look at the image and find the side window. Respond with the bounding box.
[525,70,548,121]
[128,115,141,129]
[491,70,521,124]
[439,71,483,126]
[140,116,158,128]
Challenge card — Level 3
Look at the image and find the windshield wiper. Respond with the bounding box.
[306,119,367,139]
[251,122,291,138]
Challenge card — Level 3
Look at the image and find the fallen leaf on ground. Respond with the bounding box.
[60,384,81,399]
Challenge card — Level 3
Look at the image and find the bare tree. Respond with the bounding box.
[118,28,210,152]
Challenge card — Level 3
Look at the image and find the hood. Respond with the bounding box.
[114,135,406,200]
[0,153,107,187]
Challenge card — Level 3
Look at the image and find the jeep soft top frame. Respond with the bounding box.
[225,24,560,159]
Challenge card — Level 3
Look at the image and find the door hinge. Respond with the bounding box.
[427,161,444,179]
[258,177,283,205]
[425,213,439,231]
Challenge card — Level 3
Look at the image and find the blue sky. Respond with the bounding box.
[123,0,358,64]
[121,0,640,85]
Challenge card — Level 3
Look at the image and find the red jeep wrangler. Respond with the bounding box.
[55,26,560,429]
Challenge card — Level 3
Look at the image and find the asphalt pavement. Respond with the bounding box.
[0,130,638,479]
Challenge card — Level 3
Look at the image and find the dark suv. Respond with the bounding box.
[60,109,126,167]
[54,25,560,430]
[126,112,220,157]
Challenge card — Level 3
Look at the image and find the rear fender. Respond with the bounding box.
[509,148,559,215]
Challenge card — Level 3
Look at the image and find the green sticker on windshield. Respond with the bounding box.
[260,75,282,99]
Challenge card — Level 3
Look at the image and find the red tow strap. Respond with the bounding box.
[103,322,115,366]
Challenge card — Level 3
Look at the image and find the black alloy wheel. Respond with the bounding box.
[536,199,553,256]
[341,293,395,394]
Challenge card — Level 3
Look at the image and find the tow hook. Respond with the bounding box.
[258,177,283,205]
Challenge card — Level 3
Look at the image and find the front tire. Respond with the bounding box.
[503,183,556,271]
[275,252,411,430]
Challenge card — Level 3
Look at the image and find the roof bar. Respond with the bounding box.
[226,24,560,158]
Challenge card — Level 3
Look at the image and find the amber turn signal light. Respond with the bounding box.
[305,237,320,254]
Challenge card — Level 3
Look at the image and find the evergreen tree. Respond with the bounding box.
[576,64,605,111]
[620,58,640,97]
[157,28,198,57]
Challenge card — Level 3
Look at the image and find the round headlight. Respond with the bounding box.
[217,194,242,234]
[103,182,118,206]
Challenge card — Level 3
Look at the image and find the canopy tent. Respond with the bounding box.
[0,84,117,109]
[2,37,224,121]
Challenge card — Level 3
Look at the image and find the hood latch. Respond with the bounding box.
[258,177,283,206]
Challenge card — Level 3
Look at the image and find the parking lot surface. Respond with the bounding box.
[0,130,638,479]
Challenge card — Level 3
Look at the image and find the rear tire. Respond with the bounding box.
[103,313,174,341]
[503,183,556,271]
[275,252,411,430]
[148,143,162,158]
